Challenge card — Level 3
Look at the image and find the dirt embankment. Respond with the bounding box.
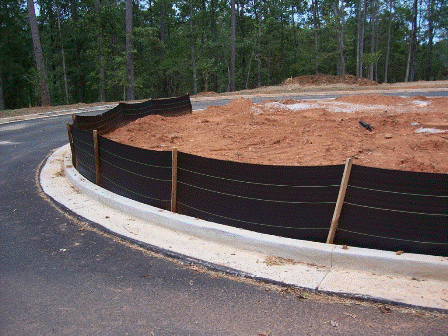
[105,94,448,173]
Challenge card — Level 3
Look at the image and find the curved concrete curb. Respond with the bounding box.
[63,146,448,281]
[40,144,448,311]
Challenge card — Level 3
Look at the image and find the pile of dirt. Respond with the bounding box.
[281,74,378,86]
[104,95,448,173]
[194,91,219,97]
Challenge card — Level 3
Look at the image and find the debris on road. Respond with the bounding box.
[359,120,373,131]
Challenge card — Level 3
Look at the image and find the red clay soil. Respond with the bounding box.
[104,94,448,173]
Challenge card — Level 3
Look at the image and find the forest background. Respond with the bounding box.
[0,0,447,111]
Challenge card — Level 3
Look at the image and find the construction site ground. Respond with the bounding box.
[106,91,448,174]
[4,75,448,173]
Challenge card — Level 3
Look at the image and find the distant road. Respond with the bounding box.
[191,88,448,110]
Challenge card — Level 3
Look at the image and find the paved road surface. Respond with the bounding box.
[1,95,447,335]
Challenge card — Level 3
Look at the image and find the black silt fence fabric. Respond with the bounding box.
[176,152,344,242]
[98,136,172,210]
[73,95,192,134]
[149,95,193,116]
[70,126,96,184]
[73,104,124,133]
[336,164,448,256]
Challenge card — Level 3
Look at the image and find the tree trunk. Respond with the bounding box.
[0,65,4,111]
[334,0,346,79]
[190,0,197,95]
[426,0,434,80]
[384,0,393,83]
[405,0,418,82]
[370,0,376,81]
[126,0,135,101]
[356,0,362,78]
[160,0,166,58]
[200,0,206,44]
[405,42,412,82]
[359,0,366,78]
[256,1,262,87]
[230,0,236,92]
[313,0,320,75]
[267,40,271,85]
[210,0,218,41]
[292,13,297,64]
[94,0,106,102]
[56,7,69,105]
[71,0,84,103]
[280,12,285,75]
[26,0,51,106]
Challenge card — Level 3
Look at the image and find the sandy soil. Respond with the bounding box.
[104,94,448,173]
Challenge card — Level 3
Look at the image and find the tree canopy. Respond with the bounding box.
[1,0,447,110]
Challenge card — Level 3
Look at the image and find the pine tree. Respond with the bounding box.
[26,0,51,106]
[230,0,236,92]
[0,65,4,110]
[126,0,135,100]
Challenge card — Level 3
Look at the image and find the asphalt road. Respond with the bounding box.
[1,94,448,335]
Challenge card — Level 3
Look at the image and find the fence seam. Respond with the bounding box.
[337,228,448,246]
[177,180,335,205]
[177,201,329,231]
[72,145,95,160]
[344,202,448,217]
[100,174,171,203]
[73,156,95,176]
[99,146,171,169]
[348,184,448,198]
[72,137,94,149]
[100,158,171,182]
[178,167,340,188]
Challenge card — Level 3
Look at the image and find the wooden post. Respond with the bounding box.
[326,158,353,244]
[171,147,178,213]
[66,122,76,168]
[71,114,76,123]
[93,130,101,186]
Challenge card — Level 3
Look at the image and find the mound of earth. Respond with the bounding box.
[104,95,448,173]
[194,91,218,97]
[281,74,377,86]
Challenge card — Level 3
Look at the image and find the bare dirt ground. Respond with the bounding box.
[3,75,447,173]
[105,94,448,173]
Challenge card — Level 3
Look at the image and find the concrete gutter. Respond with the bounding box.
[40,144,448,311]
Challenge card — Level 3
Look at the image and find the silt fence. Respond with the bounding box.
[67,95,448,257]
[72,94,192,134]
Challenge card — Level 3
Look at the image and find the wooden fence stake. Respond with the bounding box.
[171,147,178,213]
[66,122,76,168]
[93,130,101,186]
[326,158,353,244]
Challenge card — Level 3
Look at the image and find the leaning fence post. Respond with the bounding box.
[66,122,76,168]
[93,130,101,186]
[171,147,178,213]
[326,158,353,244]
